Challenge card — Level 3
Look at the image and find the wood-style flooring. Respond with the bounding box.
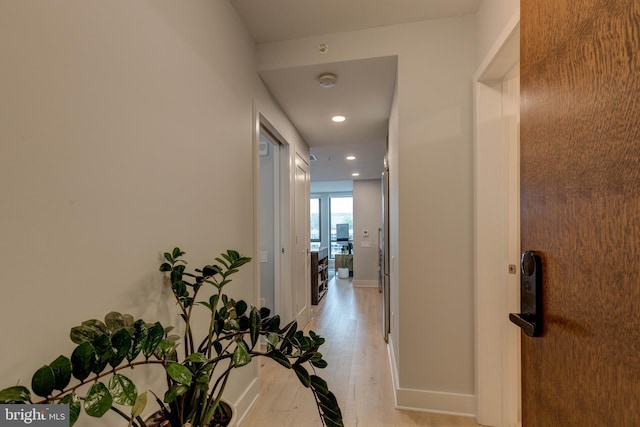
[240,277,481,427]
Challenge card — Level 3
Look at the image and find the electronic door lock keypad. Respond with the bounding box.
[509,251,543,337]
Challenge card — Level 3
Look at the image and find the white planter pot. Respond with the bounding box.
[337,267,349,279]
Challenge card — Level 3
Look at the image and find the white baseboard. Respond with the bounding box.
[387,337,476,417]
[353,279,379,287]
[233,376,260,425]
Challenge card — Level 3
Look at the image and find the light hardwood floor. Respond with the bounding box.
[240,278,481,427]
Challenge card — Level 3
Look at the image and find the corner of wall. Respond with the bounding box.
[388,332,476,417]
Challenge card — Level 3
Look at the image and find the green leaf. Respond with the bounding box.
[267,350,291,368]
[213,341,223,356]
[32,365,55,397]
[310,375,329,395]
[263,315,280,333]
[282,320,298,338]
[267,333,280,349]
[229,319,240,330]
[210,294,220,311]
[232,341,251,367]
[131,391,147,420]
[84,382,113,417]
[91,334,113,374]
[143,322,164,358]
[104,312,126,331]
[69,323,103,345]
[110,328,132,367]
[82,319,110,336]
[172,281,187,298]
[128,320,147,361]
[171,265,186,284]
[202,265,219,277]
[311,358,328,369]
[317,390,343,427]
[185,352,208,363]
[49,355,72,391]
[236,300,248,316]
[160,262,172,272]
[296,350,319,365]
[163,385,189,403]
[164,252,174,264]
[172,247,183,260]
[71,341,96,381]
[60,393,81,426]
[156,339,177,358]
[165,362,193,385]
[123,314,135,327]
[249,307,261,348]
[292,364,310,388]
[195,373,210,392]
[108,374,137,406]
[0,386,30,402]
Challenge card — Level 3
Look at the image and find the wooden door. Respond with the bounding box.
[520,1,640,425]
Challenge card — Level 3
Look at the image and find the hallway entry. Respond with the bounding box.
[241,277,481,426]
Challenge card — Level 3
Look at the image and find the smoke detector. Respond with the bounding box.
[318,73,337,88]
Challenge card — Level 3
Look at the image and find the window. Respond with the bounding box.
[310,197,320,251]
[329,196,353,258]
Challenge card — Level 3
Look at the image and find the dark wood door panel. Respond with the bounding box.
[520,1,640,425]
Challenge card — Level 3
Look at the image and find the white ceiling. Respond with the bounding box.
[230,0,481,182]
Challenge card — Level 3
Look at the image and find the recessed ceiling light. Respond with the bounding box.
[346,156,356,160]
[332,115,346,123]
[351,172,360,177]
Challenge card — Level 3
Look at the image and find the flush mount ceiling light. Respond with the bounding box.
[318,73,337,88]
[351,172,360,177]
[346,156,356,160]
[332,115,346,123]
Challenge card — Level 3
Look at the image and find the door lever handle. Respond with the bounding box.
[509,313,538,337]
[509,251,543,337]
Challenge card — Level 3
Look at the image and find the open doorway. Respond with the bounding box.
[257,119,294,322]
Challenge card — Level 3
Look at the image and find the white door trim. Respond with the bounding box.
[254,109,293,323]
[473,9,521,427]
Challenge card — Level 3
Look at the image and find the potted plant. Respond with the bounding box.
[336,249,352,279]
[0,248,343,427]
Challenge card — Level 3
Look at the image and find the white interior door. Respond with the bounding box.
[293,154,310,326]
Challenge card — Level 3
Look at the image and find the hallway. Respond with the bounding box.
[241,278,481,427]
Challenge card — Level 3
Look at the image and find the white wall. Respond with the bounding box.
[353,179,382,286]
[475,0,520,68]
[0,1,303,424]
[257,16,476,414]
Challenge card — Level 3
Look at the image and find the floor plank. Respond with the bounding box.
[240,278,481,427]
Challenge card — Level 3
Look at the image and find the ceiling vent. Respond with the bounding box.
[318,73,337,88]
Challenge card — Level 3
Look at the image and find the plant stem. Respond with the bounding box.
[110,404,144,427]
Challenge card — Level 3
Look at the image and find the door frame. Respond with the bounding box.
[254,111,292,323]
[473,10,521,427]
[293,153,311,326]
